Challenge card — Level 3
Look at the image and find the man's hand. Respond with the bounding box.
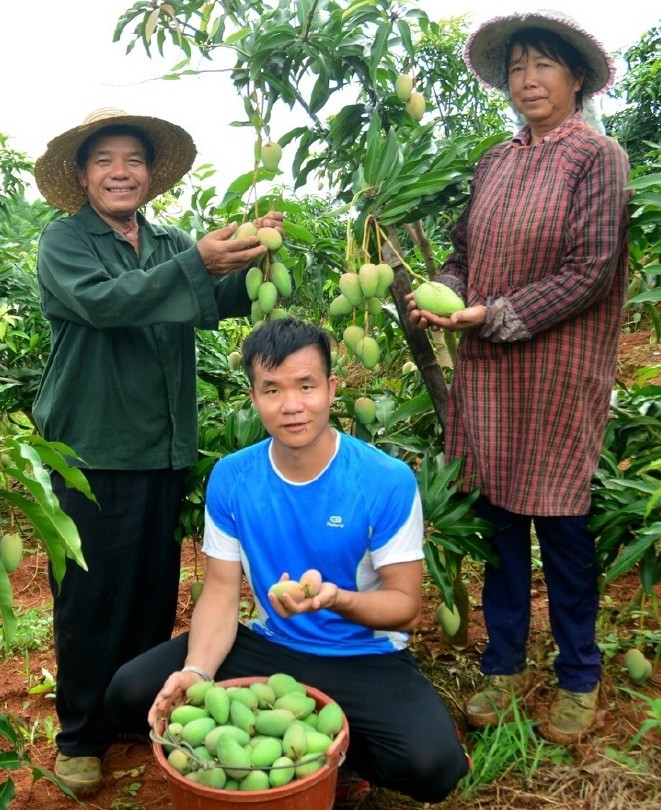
[197,212,285,277]
[147,670,201,728]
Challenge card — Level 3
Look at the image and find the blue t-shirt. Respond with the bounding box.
[203,431,424,656]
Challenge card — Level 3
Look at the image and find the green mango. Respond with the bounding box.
[294,752,324,780]
[197,767,228,789]
[304,729,333,754]
[229,698,256,736]
[270,262,292,298]
[329,294,354,317]
[257,281,278,315]
[245,266,263,301]
[228,687,259,711]
[436,602,461,637]
[254,709,297,738]
[266,673,307,698]
[181,717,217,748]
[167,748,192,775]
[343,325,364,352]
[316,702,344,738]
[250,736,283,768]
[216,734,252,780]
[354,397,376,426]
[374,263,395,297]
[205,724,250,754]
[412,281,465,317]
[0,533,22,573]
[269,755,296,787]
[204,685,230,725]
[282,720,308,760]
[358,263,379,298]
[257,227,283,252]
[339,273,364,308]
[169,704,211,726]
[355,336,380,369]
[273,693,316,719]
[249,681,276,709]
[624,648,653,684]
[185,680,214,706]
[240,770,271,791]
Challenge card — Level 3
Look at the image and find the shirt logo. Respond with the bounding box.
[327,515,344,528]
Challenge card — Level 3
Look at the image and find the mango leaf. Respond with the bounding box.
[423,541,453,605]
[604,523,661,584]
[369,22,390,78]
[0,715,18,746]
[0,567,17,648]
[0,490,81,586]
[0,776,16,810]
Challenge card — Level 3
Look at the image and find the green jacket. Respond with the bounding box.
[33,204,250,470]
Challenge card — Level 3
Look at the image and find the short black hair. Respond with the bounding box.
[75,124,155,168]
[242,318,332,384]
[505,27,591,107]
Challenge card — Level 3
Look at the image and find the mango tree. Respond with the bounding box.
[111,0,511,640]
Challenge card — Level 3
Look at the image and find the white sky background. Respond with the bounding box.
[2,1,659,199]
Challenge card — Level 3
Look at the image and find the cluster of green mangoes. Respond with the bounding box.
[394,73,426,122]
[237,223,292,326]
[159,673,345,792]
[329,263,395,372]
[0,531,22,573]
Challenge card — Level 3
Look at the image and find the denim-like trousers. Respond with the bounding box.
[476,497,601,692]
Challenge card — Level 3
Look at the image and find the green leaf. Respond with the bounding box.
[423,542,452,604]
[0,776,16,810]
[0,567,17,649]
[605,523,661,583]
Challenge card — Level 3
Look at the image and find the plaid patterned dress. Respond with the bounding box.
[438,113,630,515]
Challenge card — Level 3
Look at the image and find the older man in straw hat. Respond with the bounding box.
[33,108,283,796]
[408,10,629,743]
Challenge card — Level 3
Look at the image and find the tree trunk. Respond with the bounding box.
[382,226,449,428]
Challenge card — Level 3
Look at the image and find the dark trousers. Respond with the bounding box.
[476,497,601,692]
[105,624,470,803]
[49,468,186,757]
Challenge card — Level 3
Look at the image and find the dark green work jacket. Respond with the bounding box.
[33,204,249,470]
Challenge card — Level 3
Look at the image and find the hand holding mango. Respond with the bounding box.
[268,569,324,615]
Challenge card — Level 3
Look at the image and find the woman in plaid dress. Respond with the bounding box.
[408,11,630,742]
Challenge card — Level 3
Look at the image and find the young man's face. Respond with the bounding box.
[249,345,336,453]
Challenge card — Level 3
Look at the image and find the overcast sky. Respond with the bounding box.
[3,1,659,197]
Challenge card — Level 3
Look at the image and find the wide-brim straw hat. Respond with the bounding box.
[34,108,197,214]
[465,11,615,97]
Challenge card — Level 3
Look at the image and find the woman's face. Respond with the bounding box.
[507,44,583,137]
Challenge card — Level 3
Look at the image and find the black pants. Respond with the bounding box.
[49,468,186,757]
[105,624,470,803]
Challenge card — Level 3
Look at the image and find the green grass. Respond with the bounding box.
[0,605,53,656]
[458,698,571,798]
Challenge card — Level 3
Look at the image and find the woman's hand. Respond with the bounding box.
[406,291,486,332]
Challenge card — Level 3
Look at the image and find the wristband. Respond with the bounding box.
[181,665,213,682]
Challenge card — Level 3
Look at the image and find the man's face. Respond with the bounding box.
[76,134,152,221]
[249,345,336,453]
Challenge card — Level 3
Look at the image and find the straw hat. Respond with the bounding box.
[465,10,615,96]
[34,108,197,214]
